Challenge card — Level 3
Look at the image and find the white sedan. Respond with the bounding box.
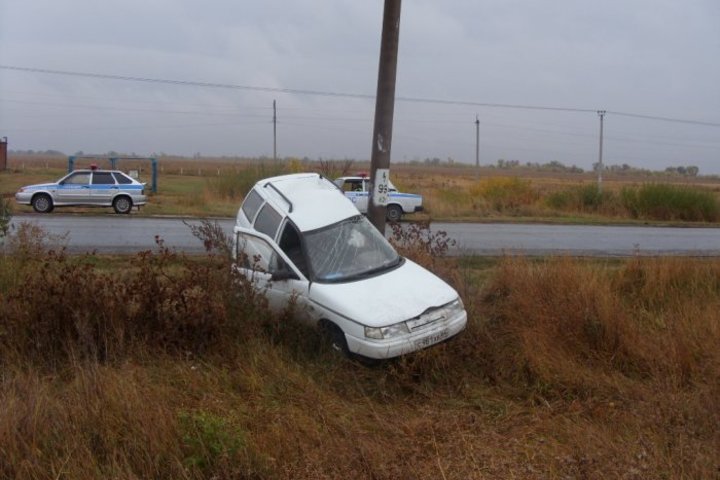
[234,173,466,362]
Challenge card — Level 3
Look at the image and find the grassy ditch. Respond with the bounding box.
[0,223,719,478]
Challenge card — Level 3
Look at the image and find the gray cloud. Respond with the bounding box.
[1,0,718,172]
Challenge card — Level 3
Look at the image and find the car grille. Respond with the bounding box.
[406,305,447,332]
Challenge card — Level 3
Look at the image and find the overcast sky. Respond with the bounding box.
[1,0,719,172]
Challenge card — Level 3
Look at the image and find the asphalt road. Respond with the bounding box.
[6,214,720,257]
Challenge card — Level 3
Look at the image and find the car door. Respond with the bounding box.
[90,171,117,205]
[233,227,311,322]
[56,171,92,204]
[341,179,369,213]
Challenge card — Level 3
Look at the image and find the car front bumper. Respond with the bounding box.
[344,309,468,360]
[15,191,33,205]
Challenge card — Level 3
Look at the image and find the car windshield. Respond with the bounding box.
[303,215,401,282]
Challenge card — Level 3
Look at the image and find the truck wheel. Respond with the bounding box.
[386,204,403,222]
[32,194,54,213]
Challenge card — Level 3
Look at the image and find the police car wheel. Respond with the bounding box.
[386,204,402,223]
[113,196,132,214]
[32,194,53,213]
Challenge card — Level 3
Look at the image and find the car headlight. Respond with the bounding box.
[364,321,410,340]
[449,297,464,313]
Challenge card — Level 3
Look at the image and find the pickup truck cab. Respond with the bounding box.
[234,173,466,361]
[334,176,423,222]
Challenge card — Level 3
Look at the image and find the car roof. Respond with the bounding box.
[70,169,126,174]
[254,173,360,232]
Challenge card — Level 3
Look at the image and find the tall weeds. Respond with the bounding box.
[621,183,720,221]
[479,257,720,396]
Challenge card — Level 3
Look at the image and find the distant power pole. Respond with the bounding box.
[475,115,480,174]
[368,0,402,232]
[273,100,277,162]
[597,110,605,192]
[0,137,7,171]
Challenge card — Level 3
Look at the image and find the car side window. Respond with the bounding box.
[241,189,264,223]
[343,180,363,192]
[63,172,91,185]
[254,204,283,239]
[113,173,133,185]
[278,222,308,278]
[92,172,115,185]
[236,232,281,274]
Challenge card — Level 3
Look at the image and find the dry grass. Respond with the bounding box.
[0,222,719,478]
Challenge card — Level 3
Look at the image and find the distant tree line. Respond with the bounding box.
[9,149,65,156]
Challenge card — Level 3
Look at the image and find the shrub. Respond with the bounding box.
[621,183,720,222]
[0,195,10,240]
[545,184,616,213]
[0,235,272,366]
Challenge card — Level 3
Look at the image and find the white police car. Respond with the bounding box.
[234,173,466,362]
[15,168,147,214]
[334,176,423,222]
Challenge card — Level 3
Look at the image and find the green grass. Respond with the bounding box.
[621,183,720,222]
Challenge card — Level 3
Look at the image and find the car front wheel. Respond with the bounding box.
[320,321,350,357]
[32,193,54,213]
[113,196,133,214]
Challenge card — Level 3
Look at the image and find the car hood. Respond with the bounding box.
[21,182,58,191]
[308,258,458,328]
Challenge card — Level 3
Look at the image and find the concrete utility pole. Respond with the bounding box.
[273,100,277,162]
[597,110,605,192]
[475,115,480,174]
[368,0,402,232]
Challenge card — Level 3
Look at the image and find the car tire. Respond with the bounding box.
[32,193,54,213]
[320,322,350,357]
[386,204,403,223]
[113,196,132,214]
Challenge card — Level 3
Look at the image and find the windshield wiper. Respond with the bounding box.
[353,256,403,280]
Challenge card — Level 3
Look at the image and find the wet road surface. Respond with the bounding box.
[7,214,720,257]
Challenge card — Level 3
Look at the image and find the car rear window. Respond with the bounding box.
[254,204,283,239]
[92,172,115,185]
[113,172,134,185]
[241,189,264,222]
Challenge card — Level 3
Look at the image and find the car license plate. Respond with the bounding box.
[415,329,450,349]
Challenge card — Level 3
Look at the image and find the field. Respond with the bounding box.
[1,155,719,478]
[3,153,720,224]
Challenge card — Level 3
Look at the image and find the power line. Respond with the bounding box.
[607,110,720,127]
[4,64,718,126]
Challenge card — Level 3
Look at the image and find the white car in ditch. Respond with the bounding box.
[334,176,423,222]
[234,173,466,361]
